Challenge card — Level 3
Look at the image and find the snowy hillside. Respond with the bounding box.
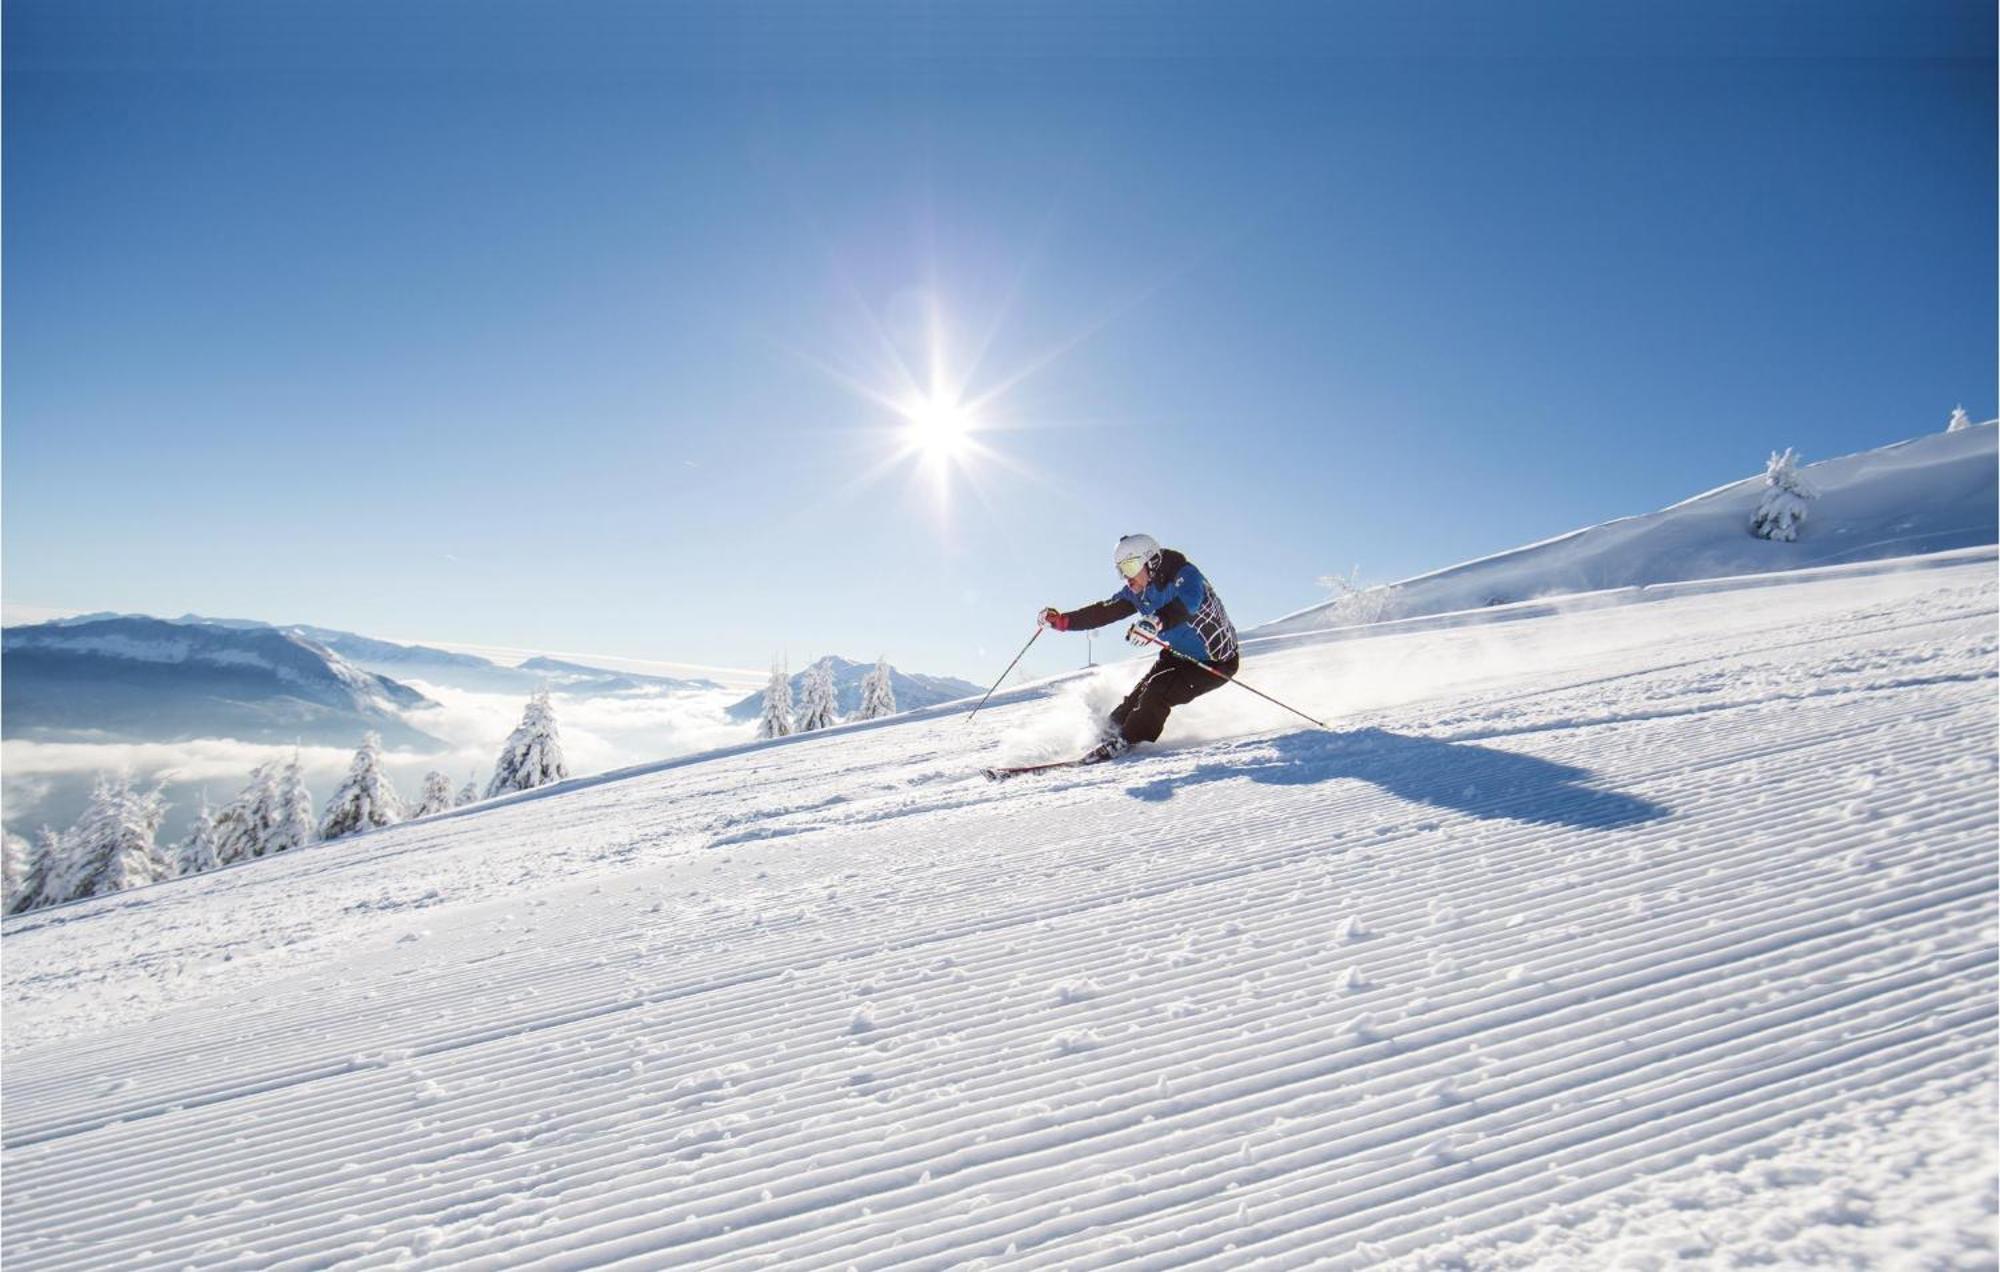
[3,552,1994,1268]
[1258,422,1997,638]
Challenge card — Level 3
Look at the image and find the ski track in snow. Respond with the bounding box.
[3,560,1996,1269]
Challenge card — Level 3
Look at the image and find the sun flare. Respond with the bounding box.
[784,281,1067,524]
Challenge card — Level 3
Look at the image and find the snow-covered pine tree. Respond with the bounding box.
[3,831,28,906]
[795,659,839,732]
[321,734,403,840]
[4,831,35,911]
[174,800,222,878]
[456,774,480,808]
[486,690,569,798]
[757,661,794,739]
[213,763,278,864]
[1314,565,1395,625]
[9,826,69,913]
[1947,405,1973,433]
[11,828,57,908]
[66,773,170,902]
[1750,447,1817,542]
[211,776,252,864]
[267,754,319,854]
[207,809,246,867]
[412,770,454,819]
[856,657,898,720]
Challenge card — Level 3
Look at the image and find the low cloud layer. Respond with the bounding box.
[2,684,755,845]
[400,681,753,781]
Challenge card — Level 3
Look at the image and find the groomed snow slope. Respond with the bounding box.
[1255,421,1997,638]
[4,554,1996,1269]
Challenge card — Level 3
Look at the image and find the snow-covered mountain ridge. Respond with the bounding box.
[1255,421,1997,638]
[19,613,730,698]
[0,617,440,749]
[4,551,1992,1268]
[515,655,721,695]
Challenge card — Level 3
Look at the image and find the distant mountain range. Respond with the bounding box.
[3,616,444,749]
[724,656,982,723]
[28,613,725,698]
[1,615,736,752]
[514,656,721,696]
[268,625,719,696]
[3,612,977,754]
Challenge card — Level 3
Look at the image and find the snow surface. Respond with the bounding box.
[1258,422,1997,638]
[3,553,1995,1269]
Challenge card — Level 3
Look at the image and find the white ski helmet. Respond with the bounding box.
[1113,532,1162,579]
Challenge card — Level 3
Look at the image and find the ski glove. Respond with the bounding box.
[1039,607,1070,631]
[1125,617,1161,648]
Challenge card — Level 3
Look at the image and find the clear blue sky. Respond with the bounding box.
[5,1,1993,682]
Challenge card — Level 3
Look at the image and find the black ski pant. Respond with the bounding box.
[1110,649,1239,746]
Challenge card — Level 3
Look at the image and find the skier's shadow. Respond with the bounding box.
[1125,728,1667,830]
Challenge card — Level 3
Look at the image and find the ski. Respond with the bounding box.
[983,756,1099,781]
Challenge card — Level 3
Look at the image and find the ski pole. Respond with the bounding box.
[965,626,1043,723]
[1132,628,1329,730]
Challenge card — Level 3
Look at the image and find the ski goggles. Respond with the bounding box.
[1116,555,1148,580]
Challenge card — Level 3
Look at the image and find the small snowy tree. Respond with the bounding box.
[856,657,898,720]
[486,690,569,798]
[1947,405,1973,433]
[66,774,170,902]
[456,774,481,808]
[795,659,839,732]
[412,771,454,819]
[4,831,35,911]
[321,734,403,840]
[214,763,277,864]
[9,826,70,913]
[267,754,319,855]
[1314,565,1396,626]
[1750,447,1817,542]
[174,800,222,878]
[757,661,794,740]
[208,803,247,867]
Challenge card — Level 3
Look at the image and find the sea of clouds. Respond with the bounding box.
[1,681,756,849]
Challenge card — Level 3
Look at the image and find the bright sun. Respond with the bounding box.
[785,284,1054,522]
[902,395,974,462]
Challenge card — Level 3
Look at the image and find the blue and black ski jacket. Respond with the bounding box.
[1060,548,1240,665]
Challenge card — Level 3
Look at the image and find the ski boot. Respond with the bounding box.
[1080,734,1130,765]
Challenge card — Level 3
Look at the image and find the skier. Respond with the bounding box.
[1039,533,1239,763]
